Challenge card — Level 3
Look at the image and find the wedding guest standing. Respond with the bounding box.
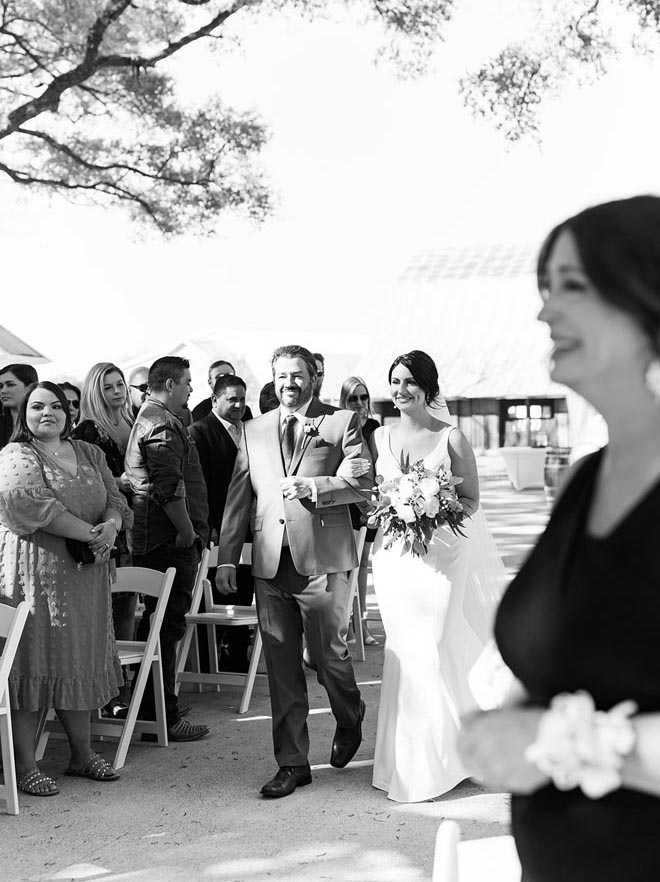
[191,359,254,422]
[312,352,325,399]
[189,374,254,672]
[73,362,135,717]
[458,195,660,881]
[58,382,82,427]
[258,381,279,414]
[127,366,149,418]
[0,382,131,795]
[0,364,38,448]
[339,376,380,646]
[125,356,210,742]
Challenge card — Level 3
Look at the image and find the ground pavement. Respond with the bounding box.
[2,452,550,882]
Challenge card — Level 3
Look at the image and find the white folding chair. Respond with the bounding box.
[0,601,30,815]
[176,543,266,714]
[348,527,367,662]
[174,547,211,695]
[37,567,176,771]
[432,820,521,882]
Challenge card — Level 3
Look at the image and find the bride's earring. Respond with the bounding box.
[645,358,660,402]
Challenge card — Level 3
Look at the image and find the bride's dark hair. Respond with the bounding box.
[388,350,441,406]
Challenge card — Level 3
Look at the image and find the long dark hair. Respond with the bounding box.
[537,195,660,349]
[388,350,441,407]
[11,381,73,442]
[0,363,39,387]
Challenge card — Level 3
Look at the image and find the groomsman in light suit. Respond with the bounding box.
[216,344,374,798]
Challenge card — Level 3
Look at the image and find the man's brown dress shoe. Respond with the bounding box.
[260,765,312,798]
[330,699,366,768]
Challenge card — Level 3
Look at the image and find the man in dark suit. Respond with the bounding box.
[191,359,254,422]
[189,374,254,670]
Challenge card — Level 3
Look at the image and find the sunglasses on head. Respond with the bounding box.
[348,394,369,404]
[131,384,149,393]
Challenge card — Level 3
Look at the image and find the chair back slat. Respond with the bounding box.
[113,566,177,600]
[0,602,29,697]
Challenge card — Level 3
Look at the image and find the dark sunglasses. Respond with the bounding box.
[131,383,149,393]
[69,400,80,409]
[348,394,369,404]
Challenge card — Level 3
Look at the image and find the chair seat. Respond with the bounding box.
[186,609,258,627]
[116,639,152,666]
[175,549,265,713]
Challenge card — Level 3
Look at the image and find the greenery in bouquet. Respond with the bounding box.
[367,457,466,557]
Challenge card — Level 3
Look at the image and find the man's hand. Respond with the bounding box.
[216,566,238,595]
[175,528,196,548]
[280,476,313,501]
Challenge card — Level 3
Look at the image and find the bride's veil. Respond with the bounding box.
[431,397,513,706]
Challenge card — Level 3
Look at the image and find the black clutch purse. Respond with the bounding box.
[65,538,96,570]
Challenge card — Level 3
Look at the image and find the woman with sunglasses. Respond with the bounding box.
[73,363,135,718]
[58,382,82,427]
[339,376,380,646]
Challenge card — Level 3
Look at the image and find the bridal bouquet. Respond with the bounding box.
[368,459,466,557]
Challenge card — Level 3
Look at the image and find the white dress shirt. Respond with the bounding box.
[212,410,242,447]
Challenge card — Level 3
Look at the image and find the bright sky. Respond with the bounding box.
[3,0,660,375]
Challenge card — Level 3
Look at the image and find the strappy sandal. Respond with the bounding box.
[18,769,60,796]
[65,752,120,781]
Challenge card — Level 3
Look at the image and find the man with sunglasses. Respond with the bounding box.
[128,366,149,417]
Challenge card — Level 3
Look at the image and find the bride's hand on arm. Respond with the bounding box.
[448,428,479,517]
[458,706,550,794]
[337,456,371,479]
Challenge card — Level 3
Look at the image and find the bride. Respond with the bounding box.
[366,350,507,803]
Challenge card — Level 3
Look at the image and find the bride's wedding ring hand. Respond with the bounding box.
[337,456,370,479]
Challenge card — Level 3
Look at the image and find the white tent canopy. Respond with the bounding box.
[0,325,49,366]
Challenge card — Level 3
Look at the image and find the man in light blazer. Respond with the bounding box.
[217,344,374,798]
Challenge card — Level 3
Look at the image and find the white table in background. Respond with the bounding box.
[499,446,546,491]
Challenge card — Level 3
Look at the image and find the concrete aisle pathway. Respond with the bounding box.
[3,452,550,882]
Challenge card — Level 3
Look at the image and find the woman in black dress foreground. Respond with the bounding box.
[458,195,660,880]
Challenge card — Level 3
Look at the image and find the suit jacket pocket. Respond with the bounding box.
[319,511,349,528]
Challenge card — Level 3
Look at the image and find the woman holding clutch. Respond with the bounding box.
[0,382,132,796]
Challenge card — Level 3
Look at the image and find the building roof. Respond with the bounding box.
[0,325,49,364]
[354,247,565,400]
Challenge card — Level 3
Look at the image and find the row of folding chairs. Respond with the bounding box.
[1,528,367,813]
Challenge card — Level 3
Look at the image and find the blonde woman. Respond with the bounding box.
[339,376,380,646]
[73,363,135,717]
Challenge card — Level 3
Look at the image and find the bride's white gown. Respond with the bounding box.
[371,424,504,803]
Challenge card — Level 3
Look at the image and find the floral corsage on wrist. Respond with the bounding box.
[525,691,637,799]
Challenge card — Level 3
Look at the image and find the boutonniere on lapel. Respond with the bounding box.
[302,422,319,438]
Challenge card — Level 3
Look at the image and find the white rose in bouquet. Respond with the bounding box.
[398,475,416,502]
[396,502,417,523]
[424,496,440,517]
[418,476,440,500]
